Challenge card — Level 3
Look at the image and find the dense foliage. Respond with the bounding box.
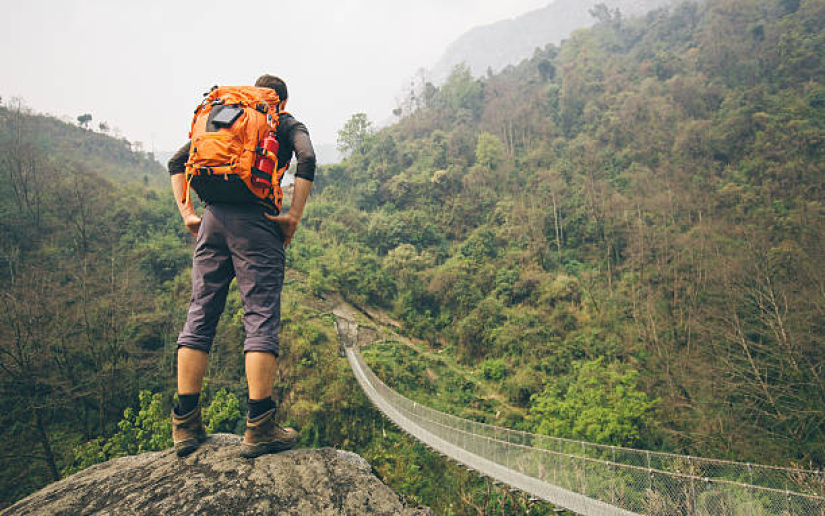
[0,99,193,503]
[300,0,824,468]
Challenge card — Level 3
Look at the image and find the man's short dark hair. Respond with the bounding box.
[255,75,288,101]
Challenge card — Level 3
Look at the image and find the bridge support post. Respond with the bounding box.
[687,456,694,516]
[582,442,587,497]
[611,446,617,506]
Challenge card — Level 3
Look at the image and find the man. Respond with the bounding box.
[167,75,316,458]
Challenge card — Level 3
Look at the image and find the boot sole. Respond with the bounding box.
[240,439,295,458]
[175,435,207,457]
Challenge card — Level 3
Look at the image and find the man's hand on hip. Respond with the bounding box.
[172,173,201,237]
[264,211,299,247]
[184,213,202,237]
[266,177,311,248]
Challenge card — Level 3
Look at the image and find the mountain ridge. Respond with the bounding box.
[430,0,680,82]
[0,102,166,188]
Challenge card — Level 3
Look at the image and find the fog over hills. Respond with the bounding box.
[430,0,680,81]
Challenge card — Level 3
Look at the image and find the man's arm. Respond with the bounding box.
[266,177,312,247]
[290,121,316,183]
[265,176,312,247]
[264,120,316,247]
[168,142,201,236]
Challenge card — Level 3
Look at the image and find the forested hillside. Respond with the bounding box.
[299,0,824,468]
[0,0,822,513]
[430,0,677,81]
[0,102,166,187]
[0,99,187,503]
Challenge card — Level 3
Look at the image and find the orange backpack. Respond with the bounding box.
[183,86,287,212]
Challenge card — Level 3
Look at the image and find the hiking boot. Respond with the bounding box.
[172,405,207,457]
[240,409,297,458]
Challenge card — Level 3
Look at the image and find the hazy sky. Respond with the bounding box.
[0,0,549,153]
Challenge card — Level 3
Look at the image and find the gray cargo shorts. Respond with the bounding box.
[177,203,285,356]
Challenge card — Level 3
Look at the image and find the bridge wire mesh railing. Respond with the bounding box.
[349,349,825,516]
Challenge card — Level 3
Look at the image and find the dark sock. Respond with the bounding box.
[248,397,276,419]
[175,393,200,416]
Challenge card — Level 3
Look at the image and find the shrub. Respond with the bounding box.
[63,389,243,476]
[529,358,657,446]
[480,358,507,381]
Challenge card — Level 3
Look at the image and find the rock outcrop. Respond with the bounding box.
[3,434,433,516]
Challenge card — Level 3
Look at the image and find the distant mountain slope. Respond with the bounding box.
[0,102,166,187]
[431,0,678,81]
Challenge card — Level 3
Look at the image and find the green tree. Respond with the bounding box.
[589,3,621,26]
[475,133,505,169]
[337,113,373,156]
[530,359,657,446]
[76,113,92,129]
[440,64,484,119]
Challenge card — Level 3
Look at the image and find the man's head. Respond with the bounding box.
[255,75,288,108]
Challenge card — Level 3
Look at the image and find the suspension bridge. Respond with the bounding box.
[333,307,825,516]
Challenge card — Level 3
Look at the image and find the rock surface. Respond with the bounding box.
[3,434,433,516]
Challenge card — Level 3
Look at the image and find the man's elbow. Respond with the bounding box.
[301,150,317,170]
[168,156,185,176]
[168,142,191,176]
[295,155,316,182]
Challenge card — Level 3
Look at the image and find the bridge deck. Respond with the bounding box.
[347,348,640,516]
